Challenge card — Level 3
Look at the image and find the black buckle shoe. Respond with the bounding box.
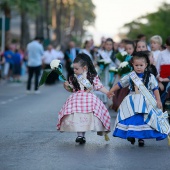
[138,139,144,147]
[75,136,86,144]
[127,137,135,145]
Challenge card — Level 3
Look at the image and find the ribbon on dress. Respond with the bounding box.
[129,71,170,135]
[74,74,93,91]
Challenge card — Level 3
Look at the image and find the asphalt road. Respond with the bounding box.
[0,79,170,170]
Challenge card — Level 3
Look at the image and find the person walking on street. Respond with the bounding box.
[64,41,79,80]
[107,51,168,147]
[26,37,44,94]
[57,53,111,144]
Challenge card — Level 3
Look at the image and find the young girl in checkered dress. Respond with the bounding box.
[57,53,111,144]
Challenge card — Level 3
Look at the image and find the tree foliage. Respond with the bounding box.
[54,0,95,46]
[0,0,95,48]
[121,3,170,43]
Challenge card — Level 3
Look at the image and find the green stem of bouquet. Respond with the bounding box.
[55,68,73,92]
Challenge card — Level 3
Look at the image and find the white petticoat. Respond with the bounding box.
[60,112,108,135]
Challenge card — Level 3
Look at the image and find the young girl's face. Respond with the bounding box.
[73,63,87,75]
[105,41,113,51]
[113,42,118,51]
[132,58,148,74]
[85,41,91,49]
[136,42,147,52]
[125,44,134,55]
[150,40,160,51]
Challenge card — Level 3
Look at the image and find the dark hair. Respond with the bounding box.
[165,36,170,46]
[132,51,150,66]
[141,50,159,77]
[105,38,114,44]
[69,53,97,91]
[34,36,44,42]
[125,40,135,49]
[83,40,90,48]
[130,51,151,91]
[161,44,166,50]
[137,34,146,40]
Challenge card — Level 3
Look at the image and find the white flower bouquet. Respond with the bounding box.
[39,59,73,91]
[96,59,111,79]
[115,51,128,62]
[118,61,132,77]
[109,66,118,73]
[97,59,111,68]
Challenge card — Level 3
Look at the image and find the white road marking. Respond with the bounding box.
[0,95,26,105]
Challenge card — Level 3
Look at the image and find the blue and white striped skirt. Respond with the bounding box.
[113,113,167,140]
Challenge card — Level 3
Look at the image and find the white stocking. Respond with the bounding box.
[77,132,85,137]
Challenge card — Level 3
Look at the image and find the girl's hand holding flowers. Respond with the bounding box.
[64,81,73,92]
[64,81,69,86]
[39,59,73,92]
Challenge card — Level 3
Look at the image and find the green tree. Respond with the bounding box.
[121,2,170,43]
[0,1,12,46]
[52,0,95,46]
[0,0,40,48]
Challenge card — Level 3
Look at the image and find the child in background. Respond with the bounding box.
[112,40,135,111]
[125,40,135,56]
[150,35,162,65]
[13,49,22,82]
[97,38,120,103]
[57,53,111,144]
[156,36,170,79]
[135,40,148,52]
[144,50,165,92]
[108,51,167,147]
[145,51,158,77]
[156,36,170,107]
[99,38,120,67]
[118,39,128,53]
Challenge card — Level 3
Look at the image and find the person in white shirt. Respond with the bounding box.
[99,38,120,67]
[42,45,64,65]
[150,35,162,65]
[26,37,44,93]
[42,44,64,84]
[156,36,170,107]
[156,36,170,79]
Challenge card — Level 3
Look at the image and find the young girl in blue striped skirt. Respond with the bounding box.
[107,51,168,147]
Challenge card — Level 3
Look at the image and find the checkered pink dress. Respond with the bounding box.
[57,76,111,131]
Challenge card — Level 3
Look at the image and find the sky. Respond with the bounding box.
[87,0,170,44]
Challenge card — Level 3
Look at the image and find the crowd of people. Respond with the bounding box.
[0,34,170,146]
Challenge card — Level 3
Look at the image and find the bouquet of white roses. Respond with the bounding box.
[118,61,132,77]
[97,59,111,68]
[39,59,73,91]
[109,66,118,73]
[97,59,111,77]
[115,51,128,62]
